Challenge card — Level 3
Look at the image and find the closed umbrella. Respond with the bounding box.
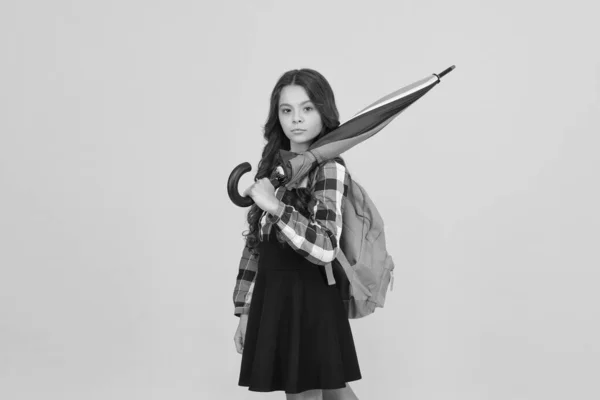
[228,65,455,207]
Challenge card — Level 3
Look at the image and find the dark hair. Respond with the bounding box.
[242,68,345,256]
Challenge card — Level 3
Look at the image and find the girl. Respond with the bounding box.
[233,69,361,400]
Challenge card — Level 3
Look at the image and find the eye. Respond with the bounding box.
[304,106,314,112]
[281,108,290,114]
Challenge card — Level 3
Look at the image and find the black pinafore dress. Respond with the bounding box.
[238,221,362,394]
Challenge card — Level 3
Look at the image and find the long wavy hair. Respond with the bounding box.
[242,69,345,256]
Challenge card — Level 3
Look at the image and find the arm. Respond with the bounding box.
[265,160,348,265]
[233,244,259,317]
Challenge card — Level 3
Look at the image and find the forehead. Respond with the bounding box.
[279,85,311,105]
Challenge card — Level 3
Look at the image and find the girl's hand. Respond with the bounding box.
[242,177,280,213]
[234,314,248,354]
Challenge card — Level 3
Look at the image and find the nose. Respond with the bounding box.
[292,110,303,124]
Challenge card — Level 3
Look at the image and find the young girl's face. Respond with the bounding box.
[278,85,323,153]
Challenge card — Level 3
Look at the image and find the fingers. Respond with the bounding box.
[234,333,243,354]
[243,178,273,198]
[242,182,255,198]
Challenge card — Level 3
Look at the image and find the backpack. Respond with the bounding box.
[303,157,395,319]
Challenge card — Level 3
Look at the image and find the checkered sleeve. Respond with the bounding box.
[265,160,348,265]
[232,244,259,317]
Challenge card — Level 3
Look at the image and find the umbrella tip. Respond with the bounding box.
[436,65,456,79]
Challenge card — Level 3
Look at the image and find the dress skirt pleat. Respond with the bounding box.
[238,232,362,394]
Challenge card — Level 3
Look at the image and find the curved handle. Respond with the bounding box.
[227,162,255,207]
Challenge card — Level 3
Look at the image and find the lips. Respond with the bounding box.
[291,129,306,133]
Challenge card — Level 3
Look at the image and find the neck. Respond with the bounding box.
[290,143,310,154]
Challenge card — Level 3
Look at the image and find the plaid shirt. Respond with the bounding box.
[232,160,349,317]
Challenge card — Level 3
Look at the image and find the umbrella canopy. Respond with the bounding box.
[227,65,455,207]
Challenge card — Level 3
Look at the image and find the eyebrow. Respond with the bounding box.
[279,100,313,108]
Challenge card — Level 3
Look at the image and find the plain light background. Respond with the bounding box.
[1,0,599,399]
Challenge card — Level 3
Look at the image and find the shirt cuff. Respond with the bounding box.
[234,306,250,317]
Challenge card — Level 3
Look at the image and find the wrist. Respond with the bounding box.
[267,198,282,215]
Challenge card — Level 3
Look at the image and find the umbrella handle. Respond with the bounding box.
[227,162,255,207]
[227,162,285,207]
[435,65,456,79]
